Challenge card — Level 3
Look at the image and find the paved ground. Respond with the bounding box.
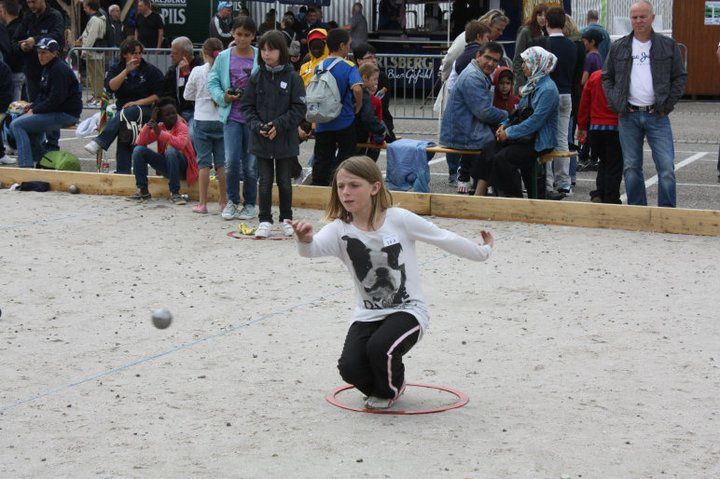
[2,100,718,210]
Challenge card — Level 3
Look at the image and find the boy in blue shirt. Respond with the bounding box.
[311,29,363,186]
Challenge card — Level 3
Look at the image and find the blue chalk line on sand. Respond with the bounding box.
[2,248,476,414]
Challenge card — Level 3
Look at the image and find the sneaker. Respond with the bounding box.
[6,146,16,156]
[280,221,294,237]
[170,193,187,205]
[84,140,101,155]
[255,221,272,239]
[364,396,395,409]
[221,202,239,220]
[237,204,257,220]
[127,190,151,201]
[0,154,16,165]
[558,187,574,197]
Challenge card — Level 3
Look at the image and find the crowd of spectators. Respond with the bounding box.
[0,1,695,210]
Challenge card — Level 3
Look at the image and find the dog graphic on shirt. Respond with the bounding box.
[341,235,408,309]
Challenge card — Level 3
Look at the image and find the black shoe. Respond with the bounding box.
[127,189,151,201]
[545,191,565,201]
[170,193,187,205]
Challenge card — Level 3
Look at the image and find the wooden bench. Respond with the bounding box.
[529,151,578,199]
[356,143,482,156]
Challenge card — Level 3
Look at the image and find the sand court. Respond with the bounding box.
[1,189,718,478]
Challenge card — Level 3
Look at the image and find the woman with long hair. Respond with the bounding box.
[513,3,549,92]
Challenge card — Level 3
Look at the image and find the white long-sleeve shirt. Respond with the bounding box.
[297,208,492,334]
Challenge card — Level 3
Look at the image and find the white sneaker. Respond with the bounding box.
[6,147,16,155]
[0,154,16,165]
[221,202,239,220]
[364,396,394,409]
[280,221,294,237]
[237,204,257,220]
[84,140,101,155]
[255,222,272,238]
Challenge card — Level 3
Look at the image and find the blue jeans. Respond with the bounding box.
[132,145,188,194]
[95,105,153,174]
[193,120,225,169]
[223,120,256,206]
[619,111,676,207]
[10,112,78,167]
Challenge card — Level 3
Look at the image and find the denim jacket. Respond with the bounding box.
[503,75,559,153]
[601,31,687,115]
[440,61,508,150]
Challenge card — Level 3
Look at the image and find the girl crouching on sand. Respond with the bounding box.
[290,156,494,409]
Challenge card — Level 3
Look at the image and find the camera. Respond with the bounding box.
[227,87,244,97]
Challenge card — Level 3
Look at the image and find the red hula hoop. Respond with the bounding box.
[325,383,469,415]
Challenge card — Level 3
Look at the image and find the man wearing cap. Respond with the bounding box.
[299,28,328,86]
[11,0,65,153]
[209,1,233,48]
[10,37,81,168]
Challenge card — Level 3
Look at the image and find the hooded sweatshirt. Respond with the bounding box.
[492,67,520,115]
[299,28,329,87]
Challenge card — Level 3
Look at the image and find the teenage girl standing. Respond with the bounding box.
[290,156,494,409]
[241,31,306,238]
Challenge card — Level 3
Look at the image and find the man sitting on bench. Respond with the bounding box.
[439,42,508,196]
[127,98,199,203]
[10,37,81,168]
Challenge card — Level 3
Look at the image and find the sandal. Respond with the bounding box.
[192,204,208,214]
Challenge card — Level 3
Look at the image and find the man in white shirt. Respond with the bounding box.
[602,1,687,207]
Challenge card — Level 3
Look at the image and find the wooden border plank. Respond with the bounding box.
[429,193,720,236]
[0,168,431,216]
[2,168,717,236]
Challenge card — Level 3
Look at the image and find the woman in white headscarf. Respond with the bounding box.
[489,46,561,199]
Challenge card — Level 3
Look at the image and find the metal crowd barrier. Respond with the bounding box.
[375,53,444,121]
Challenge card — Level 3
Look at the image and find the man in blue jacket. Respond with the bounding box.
[440,41,508,195]
[10,37,81,168]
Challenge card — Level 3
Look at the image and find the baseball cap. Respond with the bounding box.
[36,37,60,53]
[307,28,327,43]
[217,1,231,12]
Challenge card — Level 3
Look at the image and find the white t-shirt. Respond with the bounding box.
[628,37,655,106]
[183,63,220,122]
[297,207,492,334]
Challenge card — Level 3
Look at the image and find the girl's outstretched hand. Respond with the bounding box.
[480,230,494,248]
[287,220,313,243]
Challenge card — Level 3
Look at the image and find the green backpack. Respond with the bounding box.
[38,150,81,171]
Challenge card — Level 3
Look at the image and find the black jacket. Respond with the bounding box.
[31,57,82,117]
[11,6,65,81]
[0,61,12,112]
[4,18,23,73]
[105,58,164,109]
[602,31,688,115]
[241,64,306,159]
[163,56,203,115]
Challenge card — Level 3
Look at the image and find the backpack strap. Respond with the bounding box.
[319,56,343,74]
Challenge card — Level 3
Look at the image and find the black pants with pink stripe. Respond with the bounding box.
[337,312,421,399]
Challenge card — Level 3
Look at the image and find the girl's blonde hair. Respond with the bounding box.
[563,14,581,41]
[325,156,393,229]
[479,9,509,27]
